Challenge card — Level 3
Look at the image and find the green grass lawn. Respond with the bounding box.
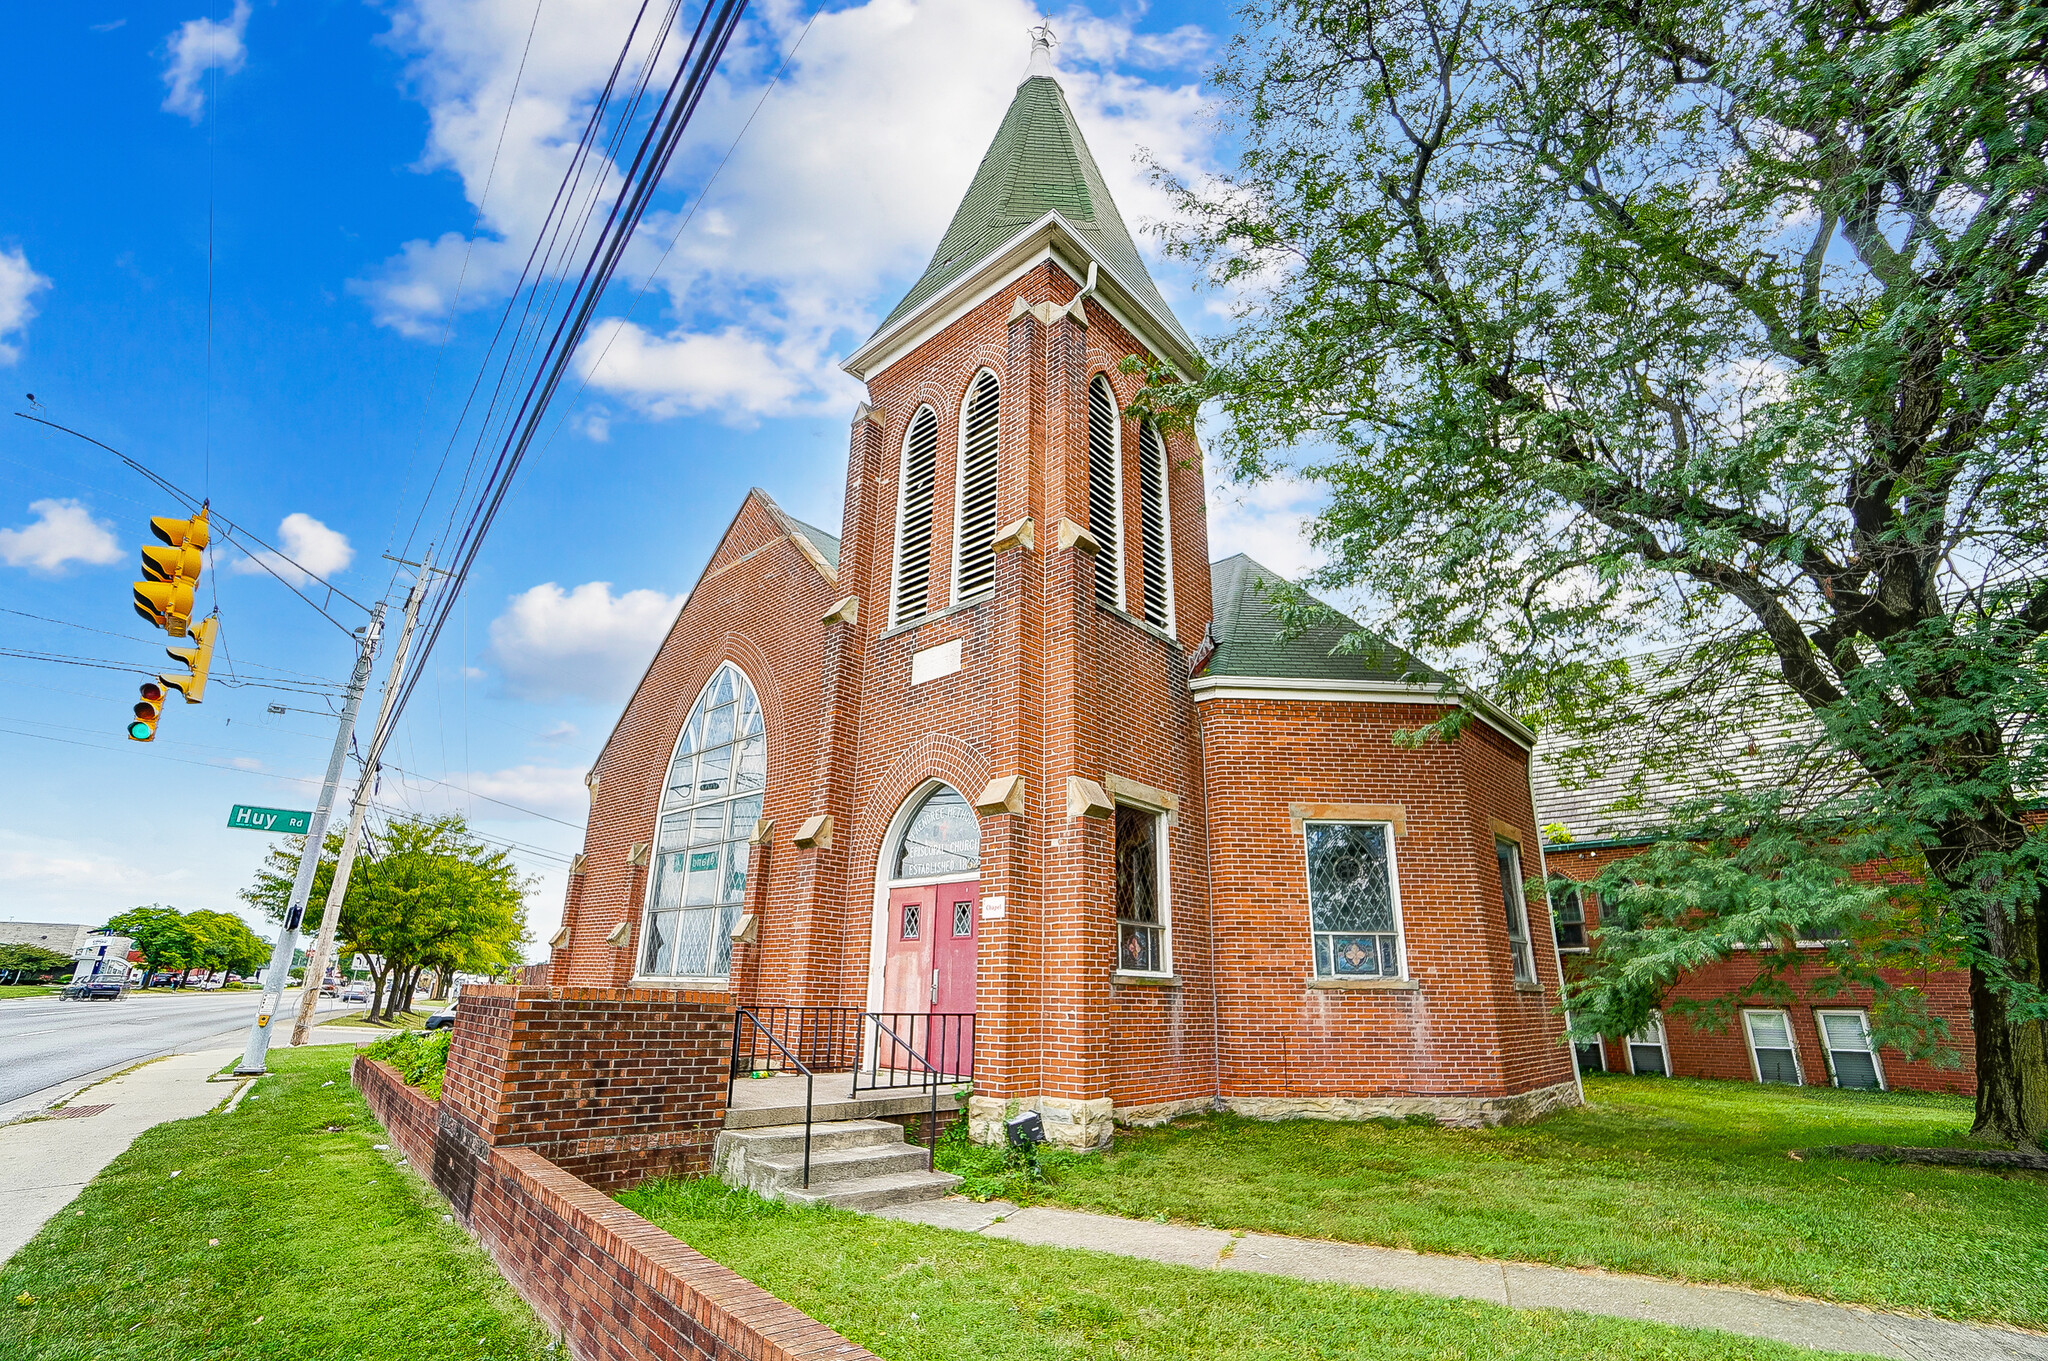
[319,1008,435,1028]
[936,1074,2047,1329]
[0,984,61,999]
[621,1177,1877,1361]
[0,1047,552,1361]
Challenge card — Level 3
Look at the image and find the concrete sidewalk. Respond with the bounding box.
[0,1026,386,1265]
[875,1198,2048,1361]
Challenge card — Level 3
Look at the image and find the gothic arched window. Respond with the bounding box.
[1136,418,1173,629]
[641,662,764,979]
[892,405,940,627]
[1086,375,1123,609]
[953,369,1002,601]
[891,785,981,880]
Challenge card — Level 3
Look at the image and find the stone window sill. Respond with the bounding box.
[1306,976,1419,992]
[1512,981,1545,993]
[878,594,991,642]
[1112,972,1181,988]
[626,975,730,991]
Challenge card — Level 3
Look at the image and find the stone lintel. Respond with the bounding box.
[1103,772,1179,816]
[1288,801,1407,836]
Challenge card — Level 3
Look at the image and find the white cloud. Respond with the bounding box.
[231,512,354,585]
[162,1,250,123]
[0,499,122,572]
[0,246,52,365]
[487,580,681,702]
[366,0,1224,424]
[464,763,591,821]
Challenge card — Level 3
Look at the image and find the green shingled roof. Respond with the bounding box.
[787,517,840,569]
[1204,554,1447,685]
[871,75,1195,355]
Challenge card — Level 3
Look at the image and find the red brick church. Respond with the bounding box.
[549,36,1580,1145]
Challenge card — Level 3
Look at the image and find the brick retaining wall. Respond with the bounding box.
[355,1056,878,1361]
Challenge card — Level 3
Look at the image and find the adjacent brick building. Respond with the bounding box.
[548,45,1580,1143]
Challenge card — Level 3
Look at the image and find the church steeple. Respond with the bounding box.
[855,27,1196,369]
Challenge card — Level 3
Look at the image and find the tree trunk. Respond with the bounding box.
[432,967,452,1001]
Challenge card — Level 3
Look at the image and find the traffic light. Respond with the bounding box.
[133,506,210,638]
[160,615,217,703]
[129,681,165,742]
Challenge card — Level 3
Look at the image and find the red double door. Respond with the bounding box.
[882,879,978,1017]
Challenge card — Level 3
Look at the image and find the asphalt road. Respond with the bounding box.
[0,988,349,1110]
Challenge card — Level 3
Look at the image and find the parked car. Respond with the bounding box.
[424,984,461,1031]
[61,980,130,1000]
[340,984,369,1004]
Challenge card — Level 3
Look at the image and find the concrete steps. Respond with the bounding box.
[715,1118,961,1210]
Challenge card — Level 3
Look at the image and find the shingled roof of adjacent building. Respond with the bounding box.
[872,69,1196,356]
[1203,554,1448,685]
[787,516,840,570]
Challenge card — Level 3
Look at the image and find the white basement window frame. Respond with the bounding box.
[1817,1009,1886,1090]
[1627,1011,1671,1076]
[1302,819,1406,981]
[1742,1008,1803,1085]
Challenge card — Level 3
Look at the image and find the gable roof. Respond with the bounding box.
[786,516,840,570]
[870,74,1196,358]
[1204,554,1447,685]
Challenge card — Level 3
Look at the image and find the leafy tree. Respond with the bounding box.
[242,815,530,1021]
[101,905,199,989]
[1152,0,2048,1141]
[0,943,75,984]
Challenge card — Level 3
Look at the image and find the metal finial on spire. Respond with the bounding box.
[1024,20,1057,80]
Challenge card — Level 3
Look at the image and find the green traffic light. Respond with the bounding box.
[128,721,155,742]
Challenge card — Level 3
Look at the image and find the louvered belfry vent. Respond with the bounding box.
[1087,376,1122,608]
[893,405,940,626]
[1137,419,1171,628]
[955,370,1002,600]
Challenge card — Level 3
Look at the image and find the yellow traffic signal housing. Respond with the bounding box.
[134,579,197,636]
[141,542,203,582]
[150,507,211,551]
[160,616,217,703]
[129,681,165,742]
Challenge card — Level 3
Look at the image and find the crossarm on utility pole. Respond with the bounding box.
[290,558,434,1045]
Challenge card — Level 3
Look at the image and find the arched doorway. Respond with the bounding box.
[877,783,980,1020]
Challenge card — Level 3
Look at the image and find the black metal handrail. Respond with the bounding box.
[857,1011,975,1148]
[729,1005,863,1075]
[728,1007,822,1187]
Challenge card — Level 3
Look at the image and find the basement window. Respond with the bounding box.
[1627,1012,1671,1076]
[1743,1009,1802,1085]
[1818,1010,1885,1091]
[1304,820,1404,980]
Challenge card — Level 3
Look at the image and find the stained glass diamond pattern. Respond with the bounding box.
[1307,822,1401,979]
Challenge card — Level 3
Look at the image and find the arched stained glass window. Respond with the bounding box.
[953,370,1001,601]
[891,785,980,880]
[892,406,939,627]
[1086,375,1123,609]
[641,662,764,978]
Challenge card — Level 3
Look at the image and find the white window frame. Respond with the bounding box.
[1627,1011,1672,1076]
[1302,818,1408,981]
[1085,373,1126,612]
[1741,1008,1805,1085]
[950,368,1002,606]
[1111,800,1172,977]
[1496,838,1538,984]
[1134,418,1175,632]
[1816,1009,1887,1091]
[636,661,764,985]
[890,404,940,629]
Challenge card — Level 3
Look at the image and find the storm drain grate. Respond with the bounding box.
[50,1104,112,1119]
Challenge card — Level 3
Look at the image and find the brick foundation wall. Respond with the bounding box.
[440,985,733,1190]
[354,1058,878,1361]
[1547,843,1976,1095]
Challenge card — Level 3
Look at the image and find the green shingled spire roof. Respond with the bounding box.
[871,68,1196,355]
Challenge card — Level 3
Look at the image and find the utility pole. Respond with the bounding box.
[290,555,434,1046]
[235,603,385,1076]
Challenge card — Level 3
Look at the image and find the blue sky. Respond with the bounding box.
[0,0,1318,950]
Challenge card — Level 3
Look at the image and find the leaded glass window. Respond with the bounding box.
[1305,821,1402,979]
[641,662,763,978]
[892,785,980,880]
[1550,880,1587,951]
[1115,805,1166,973]
[1497,839,1537,983]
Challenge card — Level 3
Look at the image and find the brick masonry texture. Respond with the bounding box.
[355,1057,878,1361]
[549,257,1577,1131]
[1547,843,1976,1094]
[439,985,733,1190]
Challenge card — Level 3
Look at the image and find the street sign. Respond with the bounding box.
[227,805,312,834]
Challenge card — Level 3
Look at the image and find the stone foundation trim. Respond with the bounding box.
[1288,801,1407,836]
[967,1094,1115,1150]
[1223,1080,1580,1129]
[355,1058,879,1361]
[1113,1096,1215,1128]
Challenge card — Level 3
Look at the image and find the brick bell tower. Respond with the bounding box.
[828,24,1218,1145]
